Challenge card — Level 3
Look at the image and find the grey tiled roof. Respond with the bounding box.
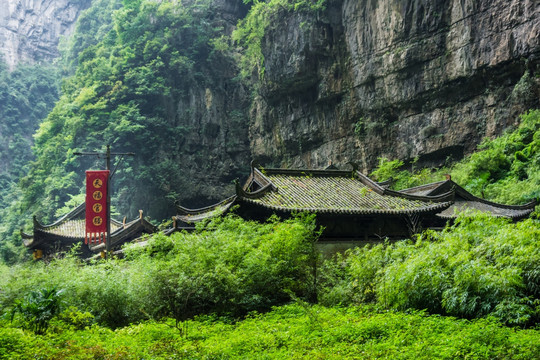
[176,196,237,223]
[23,203,156,252]
[437,200,535,219]
[400,180,536,220]
[174,167,454,222]
[40,219,121,238]
[240,170,452,215]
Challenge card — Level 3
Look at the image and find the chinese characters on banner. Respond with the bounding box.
[85,170,109,244]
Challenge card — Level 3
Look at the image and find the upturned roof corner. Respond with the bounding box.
[22,203,156,258]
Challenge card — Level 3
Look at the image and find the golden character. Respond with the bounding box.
[93,191,103,200]
[93,178,103,188]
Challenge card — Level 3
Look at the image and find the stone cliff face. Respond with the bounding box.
[0,0,91,69]
[249,0,540,171]
[141,0,252,212]
[1,0,538,211]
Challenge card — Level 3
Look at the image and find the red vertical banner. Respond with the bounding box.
[85,170,109,244]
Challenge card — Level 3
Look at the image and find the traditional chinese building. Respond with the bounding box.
[21,203,156,259]
[399,177,537,225]
[174,164,455,241]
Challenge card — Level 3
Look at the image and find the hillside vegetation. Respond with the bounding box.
[1,109,539,357]
[371,109,540,205]
[21,0,214,220]
[0,61,60,262]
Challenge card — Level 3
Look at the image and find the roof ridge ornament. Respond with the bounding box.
[325,161,339,170]
[250,160,260,171]
[235,178,243,196]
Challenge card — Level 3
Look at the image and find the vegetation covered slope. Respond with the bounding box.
[19,0,250,229]
[371,109,540,205]
[0,61,60,262]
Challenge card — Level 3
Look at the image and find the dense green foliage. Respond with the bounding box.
[59,0,122,73]
[1,215,318,328]
[1,210,539,356]
[10,287,63,335]
[371,109,540,205]
[2,214,539,331]
[19,0,235,229]
[320,215,540,327]
[1,304,539,359]
[0,61,61,263]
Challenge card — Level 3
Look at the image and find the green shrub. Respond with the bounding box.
[327,214,540,326]
[10,287,63,334]
[1,215,319,328]
[55,306,94,330]
[124,213,319,322]
[318,243,392,306]
[317,252,355,306]
[2,304,540,359]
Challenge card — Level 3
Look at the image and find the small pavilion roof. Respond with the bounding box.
[22,204,156,252]
[175,165,454,223]
[400,179,536,220]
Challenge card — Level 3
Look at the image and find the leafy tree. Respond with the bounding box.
[0,60,60,263]
[17,0,249,237]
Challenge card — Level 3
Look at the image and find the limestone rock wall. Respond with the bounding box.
[151,0,252,210]
[0,0,538,208]
[0,0,91,69]
[250,0,540,171]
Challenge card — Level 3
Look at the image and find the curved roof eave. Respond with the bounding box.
[176,195,237,215]
[238,197,453,216]
[33,203,86,230]
[452,183,537,210]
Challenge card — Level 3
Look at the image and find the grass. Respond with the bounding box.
[1,304,539,359]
